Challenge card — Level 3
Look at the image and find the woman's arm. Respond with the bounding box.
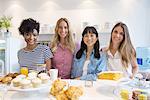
[44,45,53,71]
[131,56,138,79]
[45,59,52,71]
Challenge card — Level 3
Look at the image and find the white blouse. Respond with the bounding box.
[107,50,132,77]
[82,60,90,76]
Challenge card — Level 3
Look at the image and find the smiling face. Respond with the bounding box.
[111,26,124,46]
[83,32,98,48]
[23,32,38,46]
[57,20,69,39]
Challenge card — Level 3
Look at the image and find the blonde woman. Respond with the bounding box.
[103,22,138,79]
[51,18,75,79]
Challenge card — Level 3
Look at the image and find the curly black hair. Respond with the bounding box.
[76,26,100,59]
[18,18,40,36]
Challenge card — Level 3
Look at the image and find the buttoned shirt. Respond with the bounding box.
[71,51,107,81]
[52,43,74,79]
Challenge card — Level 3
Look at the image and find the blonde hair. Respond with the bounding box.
[108,22,136,68]
[51,18,75,53]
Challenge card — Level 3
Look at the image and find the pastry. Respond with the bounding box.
[6,73,14,77]
[56,92,68,100]
[0,77,3,82]
[50,79,67,96]
[2,76,12,84]
[40,75,50,84]
[132,90,142,100]
[20,79,31,89]
[65,86,83,100]
[16,74,26,79]
[38,73,48,78]
[50,79,83,100]
[120,89,129,100]
[12,78,22,87]
[32,78,42,88]
[12,73,20,78]
[28,72,38,80]
[98,71,123,80]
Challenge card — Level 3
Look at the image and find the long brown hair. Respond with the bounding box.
[51,18,75,53]
[108,22,136,68]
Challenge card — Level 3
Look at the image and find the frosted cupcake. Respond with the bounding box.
[32,78,42,88]
[16,74,26,79]
[40,75,50,84]
[38,73,48,78]
[20,79,31,89]
[12,78,22,87]
[28,72,38,80]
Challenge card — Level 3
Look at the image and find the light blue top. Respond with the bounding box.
[71,51,107,81]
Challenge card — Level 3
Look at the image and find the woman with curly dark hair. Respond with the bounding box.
[71,26,106,80]
[18,18,53,71]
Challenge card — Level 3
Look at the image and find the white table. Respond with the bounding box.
[5,80,120,100]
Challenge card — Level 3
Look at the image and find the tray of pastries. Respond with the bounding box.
[114,83,150,100]
[49,79,84,100]
[98,71,123,81]
[9,72,51,92]
[0,73,20,84]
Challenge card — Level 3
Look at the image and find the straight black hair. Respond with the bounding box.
[76,26,100,59]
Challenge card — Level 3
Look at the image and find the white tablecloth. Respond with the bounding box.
[5,79,120,100]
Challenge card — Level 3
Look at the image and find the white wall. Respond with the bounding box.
[0,0,150,47]
[147,1,150,45]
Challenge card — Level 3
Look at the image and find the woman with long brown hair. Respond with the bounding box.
[104,22,138,78]
[50,18,75,79]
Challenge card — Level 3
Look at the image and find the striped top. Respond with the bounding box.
[18,44,53,70]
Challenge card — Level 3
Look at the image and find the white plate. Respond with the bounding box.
[9,82,51,92]
[98,71,123,74]
[117,77,131,85]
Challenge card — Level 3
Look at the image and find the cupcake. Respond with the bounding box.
[27,72,38,80]
[12,78,22,87]
[40,75,50,84]
[20,79,31,89]
[16,75,26,79]
[38,73,48,78]
[32,78,42,88]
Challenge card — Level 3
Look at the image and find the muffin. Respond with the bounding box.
[20,79,31,89]
[27,72,38,80]
[32,78,42,88]
[40,75,50,84]
[6,73,14,77]
[50,79,67,96]
[2,76,12,84]
[0,77,3,82]
[12,73,20,78]
[16,75,26,79]
[56,92,68,100]
[65,86,83,100]
[12,78,22,87]
[38,73,48,78]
